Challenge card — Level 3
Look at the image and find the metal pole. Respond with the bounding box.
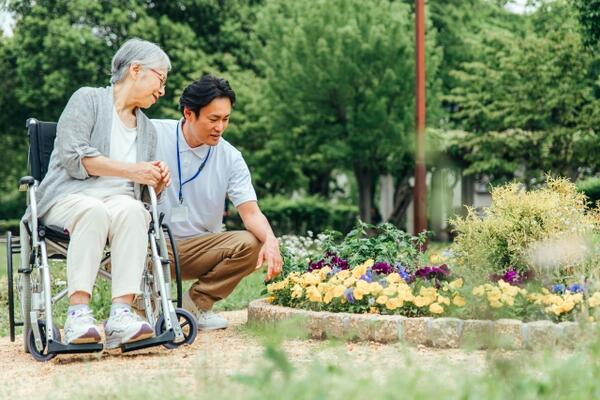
[413,0,427,238]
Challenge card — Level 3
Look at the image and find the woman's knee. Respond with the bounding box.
[111,198,150,226]
[71,198,110,230]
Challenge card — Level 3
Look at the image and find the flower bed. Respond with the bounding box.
[261,179,600,348]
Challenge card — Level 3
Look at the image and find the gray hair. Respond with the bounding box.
[110,38,171,84]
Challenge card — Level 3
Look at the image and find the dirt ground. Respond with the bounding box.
[0,309,493,399]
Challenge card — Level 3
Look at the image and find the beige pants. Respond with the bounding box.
[43,194,151,299]
[170,231,261,311]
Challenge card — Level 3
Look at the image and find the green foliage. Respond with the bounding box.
[321,220,427,268]
[576,176,600,206]
[573,0,600,49]
[450,177,598,282]
[252,0,441,219]
[446,1,600,184]
[227,195,359,236]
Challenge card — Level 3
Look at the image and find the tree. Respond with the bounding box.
[252,0,441,223]
[446,0,600,184]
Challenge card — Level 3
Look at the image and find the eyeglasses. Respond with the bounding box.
[149,68,167,89]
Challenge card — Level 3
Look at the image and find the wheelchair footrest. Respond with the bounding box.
[120,330,175,353]
[47,340,104,354]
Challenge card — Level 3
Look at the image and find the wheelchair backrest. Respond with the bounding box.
[26,118,57,182]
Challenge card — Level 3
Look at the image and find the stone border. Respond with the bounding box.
[247,299,595,350]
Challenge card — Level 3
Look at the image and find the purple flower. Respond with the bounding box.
[307,252,349,272]
[360,269,373,283]
[372,262,394,275]
[551,284,566,294]
[344,287,355,304]
[395,263,414,283]
[568,283,585,293]
[415,264,451,280]
[490,269,533,286]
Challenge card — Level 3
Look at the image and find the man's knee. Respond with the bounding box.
[234,231,261,255]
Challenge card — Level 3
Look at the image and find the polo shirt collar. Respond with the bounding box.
[178,119,210,156]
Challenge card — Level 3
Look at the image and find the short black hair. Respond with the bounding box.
[179,75,236,116]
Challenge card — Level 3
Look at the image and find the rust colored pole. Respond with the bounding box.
[414,0,427,240]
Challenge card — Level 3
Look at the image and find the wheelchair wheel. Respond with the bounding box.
[155,308,197,349]
[6,231,16,342]
[26,320,61,362]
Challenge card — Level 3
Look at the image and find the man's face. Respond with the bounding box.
[183,97,231,147]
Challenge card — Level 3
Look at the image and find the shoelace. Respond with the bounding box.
[110,309,143,324]
[70,309,96,325]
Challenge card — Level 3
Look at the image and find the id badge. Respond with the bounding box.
[171,205,189,223]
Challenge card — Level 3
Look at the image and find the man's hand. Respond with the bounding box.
[151,160,171,194]
[256,236,283,281]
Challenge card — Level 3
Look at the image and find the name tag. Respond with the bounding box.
[171,205,189,223]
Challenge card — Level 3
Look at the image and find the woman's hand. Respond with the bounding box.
[152,160,171,194]
[127,161,163,186]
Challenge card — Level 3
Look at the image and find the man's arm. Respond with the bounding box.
[237,201,283,281]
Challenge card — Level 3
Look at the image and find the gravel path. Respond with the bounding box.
[0,310,493,399]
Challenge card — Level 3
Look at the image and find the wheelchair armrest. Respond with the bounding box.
[18,176,35,192]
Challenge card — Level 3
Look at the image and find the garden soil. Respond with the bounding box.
[0,310,494,399]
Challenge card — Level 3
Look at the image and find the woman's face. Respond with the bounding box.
[131,65,168,109]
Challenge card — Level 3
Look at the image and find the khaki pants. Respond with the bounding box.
[43,193,151,299]
[170,231,261,311]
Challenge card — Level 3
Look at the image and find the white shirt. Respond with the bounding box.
[81,108,136,198]
[153,118,257,239]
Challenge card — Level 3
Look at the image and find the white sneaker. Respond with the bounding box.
[104,308,154,349]
[64,308,102,344]
[183,291,228,331]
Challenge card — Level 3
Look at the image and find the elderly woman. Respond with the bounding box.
[35,38,171,348]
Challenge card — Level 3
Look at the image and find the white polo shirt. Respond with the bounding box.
[153,119,257,239]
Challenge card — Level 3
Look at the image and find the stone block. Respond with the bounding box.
[461,319,493,349]
[493,319,524,349]
[428,318,463,348]
[402,317,431,346]
[370,315,402,343]
[526,320,559,350]
[345,313,376,341]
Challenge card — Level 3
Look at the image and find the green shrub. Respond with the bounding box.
[576,176,600,206]
[226,195,359,236]
[450,177,598,283]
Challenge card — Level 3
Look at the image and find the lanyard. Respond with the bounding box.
[176,121,211,204]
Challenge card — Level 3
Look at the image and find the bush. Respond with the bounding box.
[450,177,598,283]
[576,176,600,206]
[226,195,359,236]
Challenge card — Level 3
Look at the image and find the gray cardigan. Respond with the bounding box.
[32,86,157,219]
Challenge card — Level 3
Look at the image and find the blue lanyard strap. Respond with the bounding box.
[176,121,211,204]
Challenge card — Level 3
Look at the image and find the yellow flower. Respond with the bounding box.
[383,286,397,297]
[376,295,388,305]
[344,277,357,287]
[319,266,332,280]
[354,287,366,301]
[336,269,351,280]
[588,292,600,308]
[364,259,375,268]
[333,285,346,298]
[369,306,380,314]
[413,296,433,307]
[302,273,320,286]
[452,295,466,307]
[291,284,303,299]
[429,254,442,264]
[352,264,368,279]
[489,300,503,308]
[386,297,403,310]
[429,303,444,314]
[368,282,383,296]
[266,296,275,303]
[306,286,322,303]
[387,272,402,284]
[437,295,451,306]
[472,286,485,296]
[448,278,463,289]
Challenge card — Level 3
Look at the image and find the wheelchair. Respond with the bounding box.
[6,118,197,361]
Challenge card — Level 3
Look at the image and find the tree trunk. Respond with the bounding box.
[353,164,374,223]
[307,168,332,197]
[388,174,412,226]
